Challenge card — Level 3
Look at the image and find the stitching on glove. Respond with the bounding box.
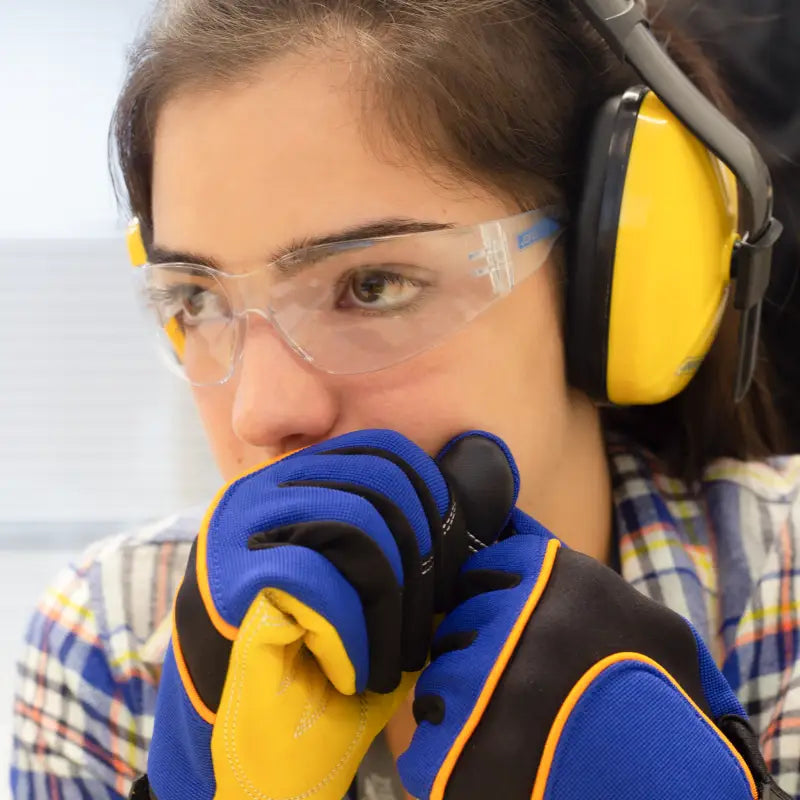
[224,600,370,800]
[294,684,332,738]
[442,501,457,536]
[260,592,314,696]
[277,645,307,695]
[465,529,486,551]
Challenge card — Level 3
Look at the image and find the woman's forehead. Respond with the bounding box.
[150,58,506,268]
[152,57,368,216]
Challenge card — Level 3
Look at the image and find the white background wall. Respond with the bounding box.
[0,4,221,793]
[1,0,150,238]
[0,0,220,529]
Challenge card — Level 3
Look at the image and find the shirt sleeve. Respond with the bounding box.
[10,529,193,800]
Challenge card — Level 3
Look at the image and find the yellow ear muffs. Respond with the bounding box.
[567,87,740,405]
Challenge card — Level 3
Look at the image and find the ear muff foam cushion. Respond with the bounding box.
[567,88,644,403]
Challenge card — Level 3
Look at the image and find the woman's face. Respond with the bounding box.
[150,54,605,534]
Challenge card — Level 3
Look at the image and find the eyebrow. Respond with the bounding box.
[148,217,456,274]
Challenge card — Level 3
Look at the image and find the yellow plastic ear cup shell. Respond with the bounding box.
[606,92,739,405]
[211,589,416,800]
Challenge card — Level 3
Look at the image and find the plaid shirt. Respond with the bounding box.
[11,437,800,798]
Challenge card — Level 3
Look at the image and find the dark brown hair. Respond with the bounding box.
[110,0,788,482]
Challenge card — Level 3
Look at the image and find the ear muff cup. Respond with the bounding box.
[566,87,739,406]
[567,89,642,403]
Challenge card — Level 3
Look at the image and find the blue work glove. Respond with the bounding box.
[131,429,513,800]
[401,433,790,800]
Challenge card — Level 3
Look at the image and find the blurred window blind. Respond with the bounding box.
[0,238,219,546]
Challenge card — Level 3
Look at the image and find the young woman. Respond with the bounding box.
[11,1,800,798]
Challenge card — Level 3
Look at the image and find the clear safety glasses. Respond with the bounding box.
[128,207,565,385]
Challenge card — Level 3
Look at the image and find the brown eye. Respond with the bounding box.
[181,289,210,319]
[149,283,230,327]
[339,269,423,310]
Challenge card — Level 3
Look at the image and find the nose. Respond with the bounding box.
[230,314,339,453]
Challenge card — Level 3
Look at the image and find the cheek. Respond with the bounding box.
[190,383,249,476]
[339,268,569,457]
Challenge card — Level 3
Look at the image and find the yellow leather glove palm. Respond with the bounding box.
[213,589,416,799]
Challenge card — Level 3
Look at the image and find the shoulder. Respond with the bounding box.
[698,449,800,589]
[610,431,800,566]
[699,453,800,575]
[610,438,800,778]
[699,456,800,786]
[702,453,800,505]
[609,434,800,645]
[13,510,203,791]
[73,508,202,672]
[20,508,201,692]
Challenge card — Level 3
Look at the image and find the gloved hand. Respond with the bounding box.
[400,435,790,800]
[132,429,515,800]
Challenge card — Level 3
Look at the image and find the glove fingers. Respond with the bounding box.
[208,482,403,607]
[203,430,459,691]
[274,453,436,671]
[245,493,406,693]
[271,453,434,558]
[278,466,435,672]
[303,429,451,518]
[308,432,455,613]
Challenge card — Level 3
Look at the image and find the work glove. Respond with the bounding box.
[400,435,791,800]
[129,429,514,800]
